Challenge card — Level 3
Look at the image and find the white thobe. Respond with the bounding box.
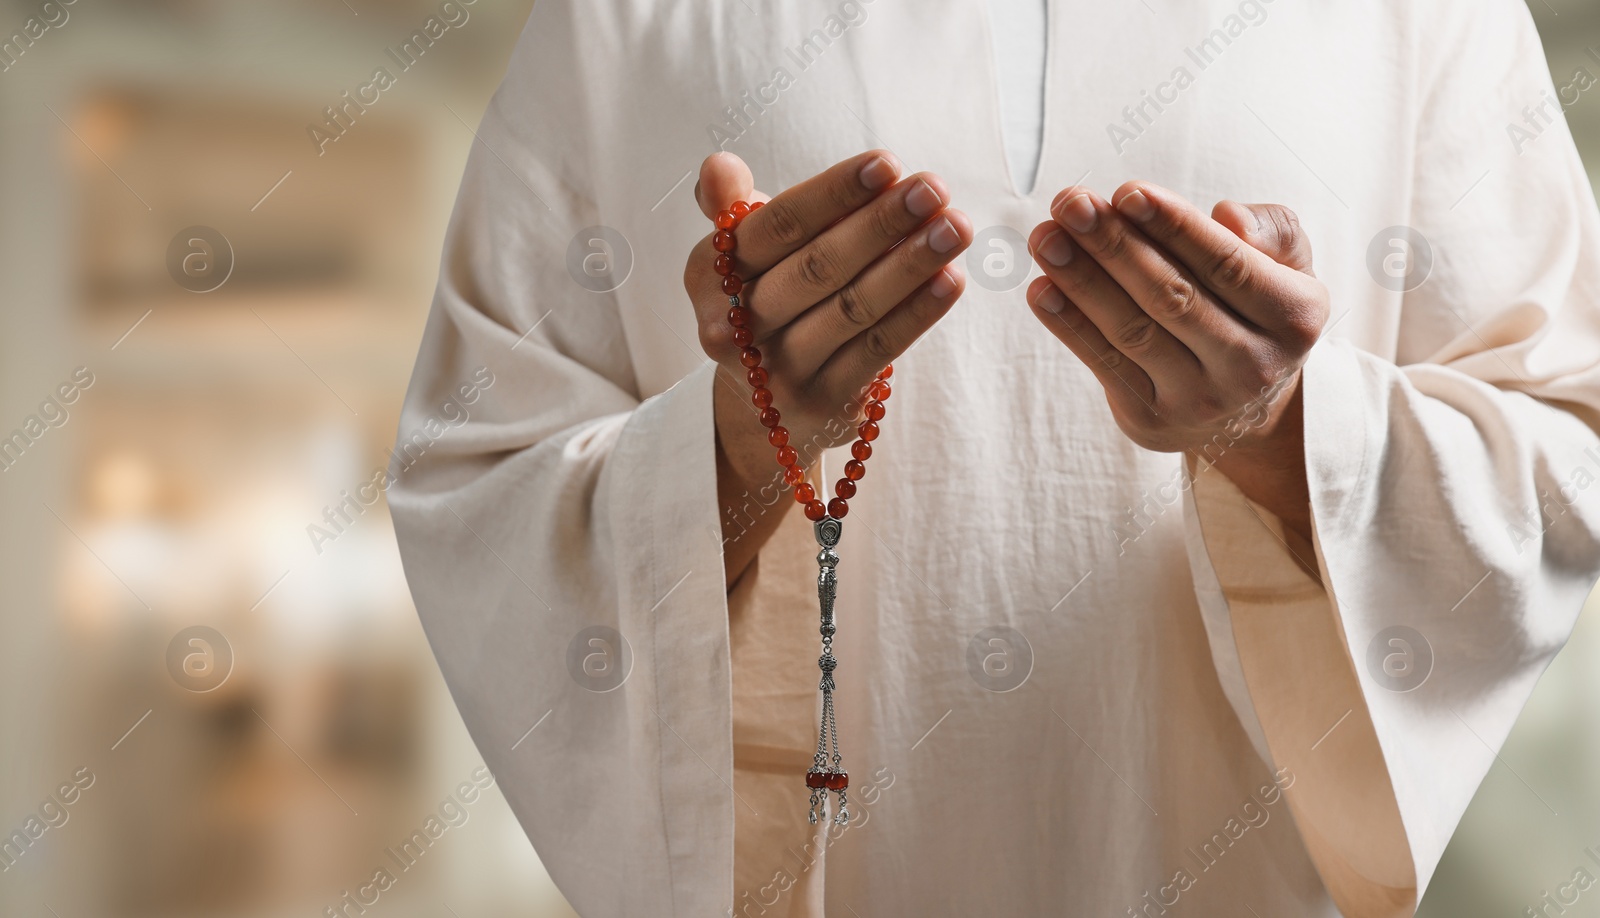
[388,1,1600,915]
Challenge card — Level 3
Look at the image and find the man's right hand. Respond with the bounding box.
[683,150,970,583]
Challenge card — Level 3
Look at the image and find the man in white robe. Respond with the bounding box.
[388,0,1600,915]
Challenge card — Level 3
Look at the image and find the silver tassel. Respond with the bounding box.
[807,518,849,826]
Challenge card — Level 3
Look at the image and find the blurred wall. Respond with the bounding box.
[0,2,1595,918]
[0,1,576,916]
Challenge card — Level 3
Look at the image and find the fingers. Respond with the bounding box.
[1107,182,1322,339]
[695,152,756,220]
[819,266,966,393]
[1025,275,1156,411]
[1048,187,1256,372]
[780,208,973,375]
[686,149,963,399]
[744,173,953,336]
[1025,217,1201,390]
[731,149,902,276]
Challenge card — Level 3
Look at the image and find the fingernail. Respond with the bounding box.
[1036,285,1068,314]
[1117,189,1155,223]
[929,269,957,299]
[927,216,960,254]
[905,178,943,218]
[1058,194,1098,233]
[1239,205,1261,236]
[1037,230,1073,266]
[859,156,898,190]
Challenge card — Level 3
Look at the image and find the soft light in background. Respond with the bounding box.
[0,2,1595,917]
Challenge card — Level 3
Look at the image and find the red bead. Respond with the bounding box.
[714,253,735,275]
[750,201,764,210]
[878,364,892,379]
[722,274,743,296]
[850,440,872,462]
[864,400,885,421]
[713,230,736,253]
[858,420,880,441]
[775,445,797,467]
[795,483,815,503]
[804,500,827,521]
[834,478,856,500]
[759,407,781,428]
[767,425,788,448]
[732,327,753,347]
[783,465,805,487]
[748,367,769,388]
[806,770,827,789]
[752,387,773,408]
[868,379,891,401]
[731,201,751,221]
[716,210,737,230]
[824,771,848,790]
[740,347,762,368]
[844,460,865,481]
[828,498,849,518]
[728,305,750,327]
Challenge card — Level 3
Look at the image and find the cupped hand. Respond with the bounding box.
[1024,182,1330,537]
[1024,182,1328,455]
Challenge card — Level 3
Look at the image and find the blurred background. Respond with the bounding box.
[0,2,1595,917]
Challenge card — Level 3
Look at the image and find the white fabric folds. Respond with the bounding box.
[390,1,1600,915]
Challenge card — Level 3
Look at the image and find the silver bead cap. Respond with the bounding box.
[814,517,842,548]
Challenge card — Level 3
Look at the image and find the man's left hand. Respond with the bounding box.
[1025,183,1330,538]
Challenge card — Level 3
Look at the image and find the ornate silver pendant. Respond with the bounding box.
[806,516,849,826]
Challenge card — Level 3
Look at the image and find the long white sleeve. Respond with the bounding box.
[1183,2,1600,914]
[389,0,1600,913]
[386,3,736,913]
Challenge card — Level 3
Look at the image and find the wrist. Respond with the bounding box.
[1202,378,1313,540]
[1212,370,1304,459]
[1209,386,1302,470]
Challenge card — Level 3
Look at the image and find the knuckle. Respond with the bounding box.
[763,199,809,248]
[862,325,896,365]
[866,200,904,242]
[1093,344,1126,372]
[1271,208,1304,255]
[1279,291,1328,352]
[1310,298,1332,339]
[1283,315,1322,352]
[796,244,845,292]
[1089,223,1130,262]
[834,283,873,328]
[1111,313,1159,352]
[1150,274,1200,323]
[1206,244,1253,291]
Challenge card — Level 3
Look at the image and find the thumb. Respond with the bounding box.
[694,151,762,220]
[1213,200,1315,275]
